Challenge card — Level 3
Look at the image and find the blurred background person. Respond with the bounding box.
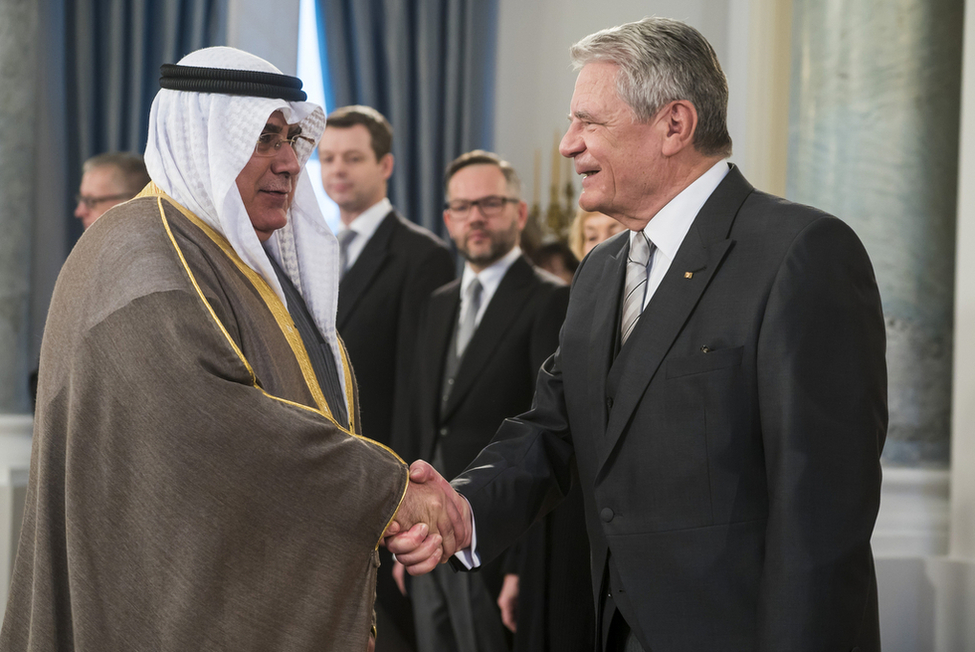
[568,208,626,261]
[73,152,150,229]
[401,150,571,652]
[320,105,455,652]
[531,240,578,284]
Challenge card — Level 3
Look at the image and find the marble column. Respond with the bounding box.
[0,0,39,610]
[787,0,963,468]
[0,0,38,416]
[951,0,975,563]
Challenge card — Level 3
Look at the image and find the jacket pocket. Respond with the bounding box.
[665,345,743,378]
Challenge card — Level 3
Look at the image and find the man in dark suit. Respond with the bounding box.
[400,150,571,652]
[319,105,455,652]
[390,17,887,652]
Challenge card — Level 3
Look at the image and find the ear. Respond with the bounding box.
[380,153,395,180]
[660,100,698,157]
[515,200,529,232]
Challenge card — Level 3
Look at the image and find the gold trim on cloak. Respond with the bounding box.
[139,184,409,547]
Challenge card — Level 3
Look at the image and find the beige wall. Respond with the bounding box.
[491,0,792,207]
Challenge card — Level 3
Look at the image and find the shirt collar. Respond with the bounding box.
[635,159,730,259]
[343,197,392,240]
[461,245,523,299]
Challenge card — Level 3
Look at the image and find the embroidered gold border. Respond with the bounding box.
[143,185,408,546]
[146,189,335,418]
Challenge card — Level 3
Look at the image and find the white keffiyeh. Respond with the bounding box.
[144,46,345,393]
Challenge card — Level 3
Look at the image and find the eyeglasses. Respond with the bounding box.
[254,131,315,157]
[75,193,133,209]
[445,195,519,218]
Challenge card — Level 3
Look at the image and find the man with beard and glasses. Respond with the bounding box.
[396,150,574,652]
[1,46,463,652]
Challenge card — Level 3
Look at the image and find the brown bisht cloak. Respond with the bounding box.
[1,188,409,651]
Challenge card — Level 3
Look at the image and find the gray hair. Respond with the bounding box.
[82,152,151,194]
[570,17,732,158]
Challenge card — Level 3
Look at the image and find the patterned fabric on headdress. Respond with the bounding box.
[144,47,343,391]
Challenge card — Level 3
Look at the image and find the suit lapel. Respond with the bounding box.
[337,211,397,329]
[587,235,628,436]
[421,282,461,457]
[597,166,753,474]
[442,257,536,421]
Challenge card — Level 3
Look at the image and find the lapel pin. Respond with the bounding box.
[684,272,694,279]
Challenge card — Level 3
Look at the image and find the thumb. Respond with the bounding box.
[384,519,402,538]
[409,459,436,483]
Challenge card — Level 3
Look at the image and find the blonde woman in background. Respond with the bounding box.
[569,208,626,260]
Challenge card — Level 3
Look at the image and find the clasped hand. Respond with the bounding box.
[382,460,472,575]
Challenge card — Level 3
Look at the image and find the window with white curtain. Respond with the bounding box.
[297,0,340,231]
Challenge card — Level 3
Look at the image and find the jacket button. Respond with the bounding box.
[606,397,613,410]
[600,507,614,522]
[439,427,448,437]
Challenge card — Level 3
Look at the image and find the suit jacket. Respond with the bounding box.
[338,210,455,449]
[405,254,569,602]
[404,255,569,479]
[453,166,887,652]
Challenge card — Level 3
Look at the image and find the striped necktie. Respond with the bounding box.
[620,231,654,346]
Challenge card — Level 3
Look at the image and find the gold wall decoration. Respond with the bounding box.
[527,131,576,245]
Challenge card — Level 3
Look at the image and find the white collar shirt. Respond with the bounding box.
[636,159,730,309]
[459,245,523,328]
[337,197,392,272]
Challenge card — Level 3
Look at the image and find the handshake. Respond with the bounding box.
[382,460,473,575]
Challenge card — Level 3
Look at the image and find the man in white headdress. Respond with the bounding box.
[0,47,465,652]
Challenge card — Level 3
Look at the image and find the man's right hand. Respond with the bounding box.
[383,460,472,575]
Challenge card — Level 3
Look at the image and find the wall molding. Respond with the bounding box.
[873,466,951,558]
[0,415,32,486]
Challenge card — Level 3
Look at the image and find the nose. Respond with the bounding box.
[272,143,301,176]
[472,203,491,220]
[559,121,583,159]
[74,200,88,220]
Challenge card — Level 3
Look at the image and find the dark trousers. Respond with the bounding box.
[606,610,647,652]
[411,562,509,652]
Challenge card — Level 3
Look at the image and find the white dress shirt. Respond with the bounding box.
[458,245,523,328]
[336,197,393,272]
[636,159,729,308]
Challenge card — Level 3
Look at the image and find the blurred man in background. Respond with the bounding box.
[74,152,150,229]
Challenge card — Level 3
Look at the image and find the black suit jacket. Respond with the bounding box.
[338,210,454,449]
[404,255,569,479]
[453,166,887,652]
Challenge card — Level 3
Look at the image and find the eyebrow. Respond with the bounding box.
[261,122,284,134]
[568,110,598,123]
